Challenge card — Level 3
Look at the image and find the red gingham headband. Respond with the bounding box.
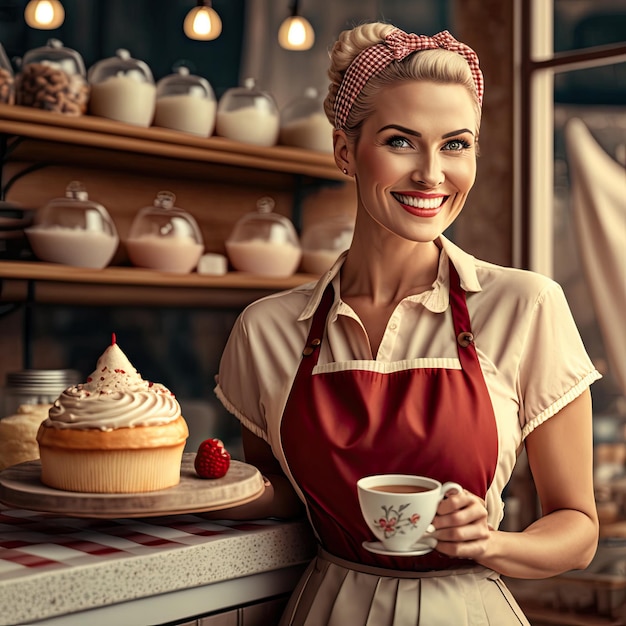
[333,28,484,130]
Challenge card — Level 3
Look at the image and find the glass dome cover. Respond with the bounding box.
[16,39,89,114]
[218,78,276,114]
[216,78,279,146]
[126,191,204,273]
[279,87,333,152]
[33,181,116,234]
[227,196,298,246]
[225,197,302,277]
[156,65,215,100]
[154,65,217,136]
[88,48,154,85]
[25,181,119,269]
[128,191,202,242]
[21,38,86,77]
[300,215,354,274]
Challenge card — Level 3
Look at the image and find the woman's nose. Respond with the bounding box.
[411,153,444,187]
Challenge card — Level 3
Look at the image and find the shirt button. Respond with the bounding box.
[457,332,474,347]
[389,323,397,330]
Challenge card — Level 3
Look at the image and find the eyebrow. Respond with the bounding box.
[377,124,475,138]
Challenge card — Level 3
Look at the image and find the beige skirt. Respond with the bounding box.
[279,548,531,626]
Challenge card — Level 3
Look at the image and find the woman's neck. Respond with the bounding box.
[341,225,441,306]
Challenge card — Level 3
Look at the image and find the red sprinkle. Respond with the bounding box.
[87,377,92,382]
[100,377,105,381]
[114,369,126,374]
[112,332,117,345]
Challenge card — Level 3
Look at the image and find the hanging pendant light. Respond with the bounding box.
[24,0,65,30]
[278,0,315,51]
[183,0,222,41]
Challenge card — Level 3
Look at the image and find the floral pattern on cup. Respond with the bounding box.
[374,503,421,538]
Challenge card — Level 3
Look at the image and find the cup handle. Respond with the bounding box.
[440,481,463,498]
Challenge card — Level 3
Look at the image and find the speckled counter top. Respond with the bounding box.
[0,506,316,626]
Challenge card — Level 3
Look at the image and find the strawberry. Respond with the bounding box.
[194,438,231,479]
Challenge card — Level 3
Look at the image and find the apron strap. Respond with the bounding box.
[300,260,480,372]
[299,284,335,373]
[448,261,484,375]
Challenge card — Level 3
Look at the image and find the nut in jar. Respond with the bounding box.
[0,42,14,105]
[15,39,89,115]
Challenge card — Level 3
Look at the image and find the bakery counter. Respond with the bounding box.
[0,505,316,626]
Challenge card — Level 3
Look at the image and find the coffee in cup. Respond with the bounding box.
[357,474,463,553]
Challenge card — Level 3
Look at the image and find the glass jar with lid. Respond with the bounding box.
[25,181,119,269]
[0,369,81,471]
[154,64,216,137]
[126,191,204,273]
[2,369,80,418]
[225,196,301,277]
[0,42,15,105]
[88,49,156,126]
[279,87,333,152]
[15,38,89,115]
[216,78,279,146]
[300,215,354,274]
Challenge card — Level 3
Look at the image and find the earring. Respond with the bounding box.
[342,168,349,175]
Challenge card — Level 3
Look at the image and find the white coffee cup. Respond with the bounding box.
[357,474,463,552]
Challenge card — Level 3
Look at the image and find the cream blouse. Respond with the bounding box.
[215,236,601,527]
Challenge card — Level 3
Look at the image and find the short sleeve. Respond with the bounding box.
[518,281,601,438]
[214,313,270,443]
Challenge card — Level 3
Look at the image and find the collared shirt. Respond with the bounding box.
[215,236,600,526]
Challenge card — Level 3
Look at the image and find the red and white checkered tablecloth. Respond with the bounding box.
[0,507,278,578]
[0,504,315,625]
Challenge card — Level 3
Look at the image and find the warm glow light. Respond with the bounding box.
[278,15,314,51]
[183,2,222,41]
[24,0,65,30]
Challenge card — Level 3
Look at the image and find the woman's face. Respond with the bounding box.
[344,80,478,243]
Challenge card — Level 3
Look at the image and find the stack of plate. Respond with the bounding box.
[0,201,35,260]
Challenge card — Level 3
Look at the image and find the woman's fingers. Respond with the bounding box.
[431,490,491,557]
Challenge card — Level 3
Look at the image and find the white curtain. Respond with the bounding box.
[565,117,626,396]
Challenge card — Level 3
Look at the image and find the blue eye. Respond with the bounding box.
[386,135,412,149]
[443,139,471,151]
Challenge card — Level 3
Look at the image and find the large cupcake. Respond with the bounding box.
[36,335,188,493]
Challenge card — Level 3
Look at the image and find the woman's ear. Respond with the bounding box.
[333,129,353,177]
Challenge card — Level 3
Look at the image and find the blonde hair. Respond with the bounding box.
[324,22,482,143]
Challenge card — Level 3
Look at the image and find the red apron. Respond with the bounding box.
[280,260,499,571]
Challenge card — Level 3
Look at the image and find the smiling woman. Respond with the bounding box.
[211,20,601,626]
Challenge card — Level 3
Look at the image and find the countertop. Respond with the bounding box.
[0,506,316,626]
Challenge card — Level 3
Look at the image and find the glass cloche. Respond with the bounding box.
[25,181,119,268]
[216,78,279,147]
[0,42,15,105]
[225,196,301,277]
[88,49,156,126]
[15,39,89,115]
[279,87,333,152]
[154,65,216,137]
[300,215,354,274]
[126,191,204,273]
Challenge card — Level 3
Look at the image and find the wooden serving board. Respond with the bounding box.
[0,453,264,518]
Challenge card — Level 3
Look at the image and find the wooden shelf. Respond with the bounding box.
[0,261,319,308]
[0,105,345,309]
[0,104,343,183]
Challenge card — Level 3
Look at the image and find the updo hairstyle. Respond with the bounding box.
[324,22,482,143]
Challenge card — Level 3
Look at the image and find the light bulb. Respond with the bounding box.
[278,15,314,51]
[24,0,65,30]
[183,4,222,41]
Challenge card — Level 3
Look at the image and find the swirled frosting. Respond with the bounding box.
[44,341,181,431]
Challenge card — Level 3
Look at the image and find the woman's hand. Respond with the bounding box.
[431,488,492,560]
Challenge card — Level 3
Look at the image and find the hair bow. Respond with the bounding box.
[334,28,484,130]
